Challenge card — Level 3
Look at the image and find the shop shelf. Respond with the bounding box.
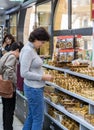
[45,98,94,130]
[45,113,68,130]
[43,64,94,81]
[46,81,94,106]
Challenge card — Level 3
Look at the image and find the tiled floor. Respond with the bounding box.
[0,98,23,130]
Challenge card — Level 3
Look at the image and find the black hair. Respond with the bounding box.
[10,42,23,52]
[18,41,24,51]
[2,34,15,44]
[28,27,50,42]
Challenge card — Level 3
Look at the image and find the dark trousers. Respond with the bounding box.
[2,92,16,130]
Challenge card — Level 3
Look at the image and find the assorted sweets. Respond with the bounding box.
[48,105,79,130]
[57,36,74,49]
[53,35,83,63]
[59,51,74,62]
[44,69,94,101]
[44,86,94,127]
[44,35,94,128]
[47,58,94,77]
[71,67,94,76]
[84,114,94,126]
[54,35,75,63]
[52,35,92,68]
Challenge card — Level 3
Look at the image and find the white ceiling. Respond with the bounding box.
[0,0,23,15]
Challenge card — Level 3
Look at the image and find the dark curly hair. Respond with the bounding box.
[28,27,50,42]
[2,34,15,44]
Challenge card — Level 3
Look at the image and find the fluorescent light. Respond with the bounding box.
[0,7,4,9]
[10,0,24,1]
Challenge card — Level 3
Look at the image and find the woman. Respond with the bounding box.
[1,34,15,56]
[1,42,23,130]
[20,27,53,130]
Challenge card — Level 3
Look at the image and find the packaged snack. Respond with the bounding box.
[66,52,74,62]
[66,37,74,49]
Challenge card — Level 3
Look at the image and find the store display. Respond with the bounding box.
[0,0,93,130]
[44,68,94,100]
[52,35,88,69]
[48,105,79,130]
[43,64,94,130]
[55,35,74,63]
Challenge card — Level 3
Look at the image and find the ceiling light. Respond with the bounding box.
[0,7,4,9]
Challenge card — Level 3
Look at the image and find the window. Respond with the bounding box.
[36,2,51,56]
[23,5,36,44]
[9,13,17,40]
[36,2,51,32]
[72,0,92,29]
[54,0,68,30]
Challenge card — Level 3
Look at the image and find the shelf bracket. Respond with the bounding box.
[89,104,94,114]
[80,125,89,130]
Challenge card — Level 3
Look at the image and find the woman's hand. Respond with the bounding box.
[2,42,7,48]
[42,74,53,81]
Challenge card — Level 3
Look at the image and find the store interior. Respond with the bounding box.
[0,0,94,130]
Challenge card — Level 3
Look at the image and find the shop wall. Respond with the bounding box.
[0,15,5,26]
